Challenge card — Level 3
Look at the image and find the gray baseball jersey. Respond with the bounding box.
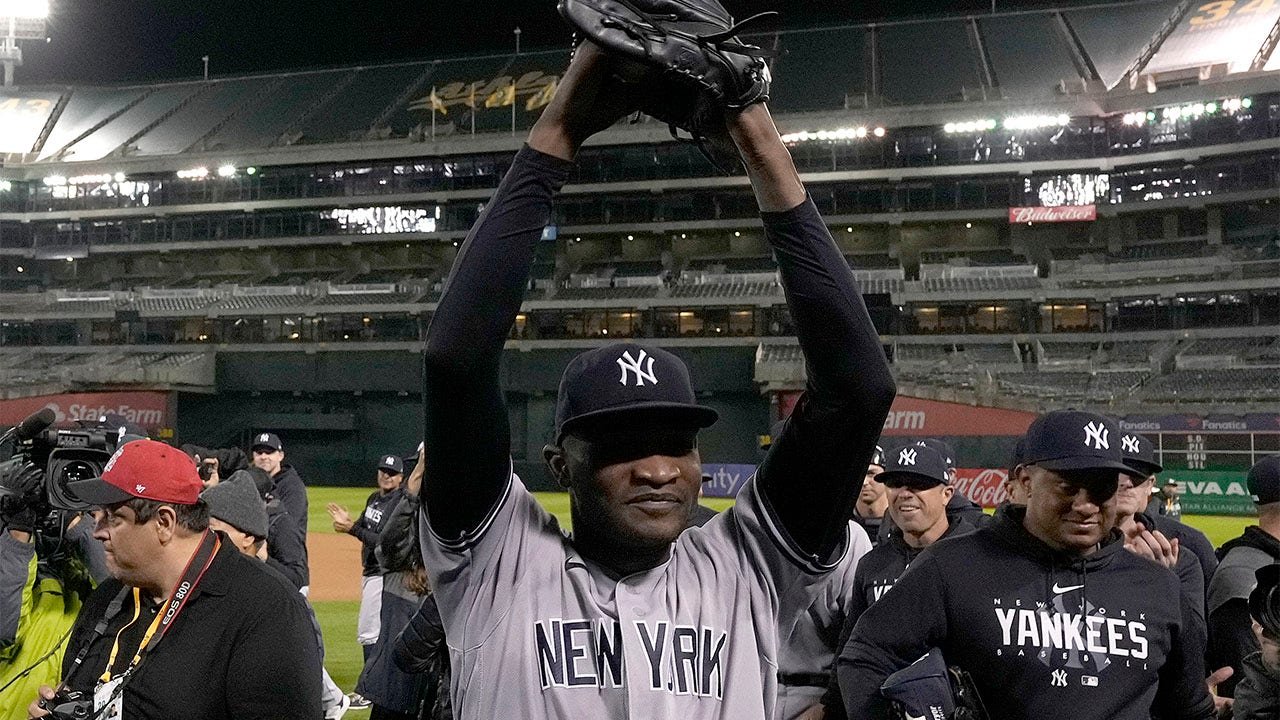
[420,473,847,719]
[774,521,872,720]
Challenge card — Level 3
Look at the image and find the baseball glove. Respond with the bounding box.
[557,0,777,171]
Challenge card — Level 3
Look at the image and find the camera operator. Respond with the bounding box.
[2,476,109,717]
[1235,564,1280,719]
[26,439,320,720]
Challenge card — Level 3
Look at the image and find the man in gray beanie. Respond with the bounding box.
[224,468,309,591]
[203,478,270,557]
[201,476,352,719]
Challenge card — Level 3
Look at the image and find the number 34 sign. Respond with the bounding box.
[1189,0,1277,26]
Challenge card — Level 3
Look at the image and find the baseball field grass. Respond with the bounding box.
[305,486,1252,694]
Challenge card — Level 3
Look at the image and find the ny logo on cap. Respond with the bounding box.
[899,448,917,466]
[135,484,146,494]
[258,433,270,443]
[1122,435,1140,454]
[1084,421,1110,451]
[385,456,395,465]
[617,349,658,387]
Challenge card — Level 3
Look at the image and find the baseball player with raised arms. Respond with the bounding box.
[416,29,895,720]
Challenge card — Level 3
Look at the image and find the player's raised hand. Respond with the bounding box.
[327,503,354,533]
[528,42,638,160]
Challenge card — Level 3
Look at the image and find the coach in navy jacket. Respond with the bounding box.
[838,410,1214,720]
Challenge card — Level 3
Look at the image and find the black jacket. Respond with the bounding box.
[1151,514,1217,598]
[266,501,309,590]
[61,533,321,720]
[1209,526,1280,696]
[1233,651,1280,720]
[394,593,453,720]
[351,488,404,576]
[1134,511,1206,624]
[377,492,423,575]
[838,505,1214,720]
[846,515,981,632]
[271,465,308,535]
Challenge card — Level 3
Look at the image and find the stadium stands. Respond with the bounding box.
[0,0,1276,424]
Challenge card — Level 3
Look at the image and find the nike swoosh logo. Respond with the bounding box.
[1053,583,1084,594]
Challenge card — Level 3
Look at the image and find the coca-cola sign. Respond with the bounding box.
[953,468,1010,509]
[1008,205,1097,223]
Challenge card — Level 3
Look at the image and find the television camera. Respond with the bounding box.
[0,408,126,540]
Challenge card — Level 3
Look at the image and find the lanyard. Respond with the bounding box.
[94,530,221,684]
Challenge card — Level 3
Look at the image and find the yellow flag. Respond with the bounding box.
[429,87,447,116]
[485,83,516,108]
[525,79,558,111]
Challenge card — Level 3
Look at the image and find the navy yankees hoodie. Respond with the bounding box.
[838,505,1214,720]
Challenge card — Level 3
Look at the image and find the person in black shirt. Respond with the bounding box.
[844,443,980,632]
[328,453,406,675]
[28,439,319,720]
[838,410,1214,720]
[250,432,309,535]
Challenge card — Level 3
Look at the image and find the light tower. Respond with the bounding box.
[0,0,50,86]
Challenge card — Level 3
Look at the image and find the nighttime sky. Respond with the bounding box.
[19,0,1084,85]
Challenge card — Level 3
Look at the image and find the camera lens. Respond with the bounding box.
[59,461,98,484]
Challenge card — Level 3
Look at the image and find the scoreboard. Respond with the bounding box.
[1156,432,1280,471]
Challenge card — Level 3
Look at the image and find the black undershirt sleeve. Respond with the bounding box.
[755,197,897,562]
[421,146,574,542]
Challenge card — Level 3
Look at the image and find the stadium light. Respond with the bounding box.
[217,164,237,178]
[1002,114,1070,131]
[41,174,64,186]
[779,126,883,144]
[0,180,10,192]
[177,166,209,180]
[0,0,50,18]
[943,119,997,134]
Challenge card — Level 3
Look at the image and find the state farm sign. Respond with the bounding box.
[953,468,1010,509]
[0,392,170,429]
[1008,205,1097,223]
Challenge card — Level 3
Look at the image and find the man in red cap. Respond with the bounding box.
[27,439,320,720]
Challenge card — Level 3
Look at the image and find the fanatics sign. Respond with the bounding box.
[1007,205,1097,223]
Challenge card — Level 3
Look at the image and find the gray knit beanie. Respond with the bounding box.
[202,475,269,539]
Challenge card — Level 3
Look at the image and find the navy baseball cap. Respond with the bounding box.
[554,343,718,443]
[251,432,283,453]
[377,454,405,475]
[878,444,950,488]
[870,444,885,469]
[1008,437,1026,475]
[1021,410,1134,475]
[914,438,956,470]
[1247,455,1280,505]
[1120,432,1162,477]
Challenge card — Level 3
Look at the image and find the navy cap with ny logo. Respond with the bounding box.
[554,342,718,443]
[1021,410,1135,475]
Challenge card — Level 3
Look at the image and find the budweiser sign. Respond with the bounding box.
[1008,205,1097,223]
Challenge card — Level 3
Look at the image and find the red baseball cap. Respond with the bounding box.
[70,439,203,506]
